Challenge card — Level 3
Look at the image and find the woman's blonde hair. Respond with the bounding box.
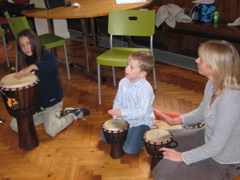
[198,40,240,93]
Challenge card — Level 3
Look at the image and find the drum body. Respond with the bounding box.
[101,119,129,158]
[0,73,41,150]
[143,129,178,170]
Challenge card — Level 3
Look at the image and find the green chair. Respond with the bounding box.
[96,10,157,105]
[0,27,10,67]
[4,11,71,80]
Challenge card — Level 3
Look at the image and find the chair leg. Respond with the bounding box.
[112,66,116,86]
[97,64,102,105]
[63,44,71,80]
[153,67,157,89]
[2,34,9,67]
[15,41,18,72]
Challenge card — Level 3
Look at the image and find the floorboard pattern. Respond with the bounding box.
[0,38,239,180]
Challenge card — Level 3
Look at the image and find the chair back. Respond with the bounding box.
[4,11,31,36]
[108,10,155,37]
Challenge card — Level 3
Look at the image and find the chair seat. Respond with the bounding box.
[97,47,150,67]
[38,33,66,50]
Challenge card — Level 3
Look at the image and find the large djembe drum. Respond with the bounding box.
[101,119,129,158]
[0,73,41,150]
[143,129,178,170]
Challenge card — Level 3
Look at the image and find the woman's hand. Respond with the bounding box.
[153,108,183,126]
[108,109,122,118]
[153,108,176,125]
[160,147,183,162]
[13,64,38,79]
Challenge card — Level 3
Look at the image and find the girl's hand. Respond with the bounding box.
[108,109,122,118]
[13,64,38,79]
[160,147,183,162]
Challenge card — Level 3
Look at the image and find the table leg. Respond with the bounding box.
[80,18,91,72]
[73,18,106,83]
[90,17,96,47]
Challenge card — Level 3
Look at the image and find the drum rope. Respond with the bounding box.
[0,82,41,119]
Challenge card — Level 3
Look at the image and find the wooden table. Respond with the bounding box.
[21,0,154,80]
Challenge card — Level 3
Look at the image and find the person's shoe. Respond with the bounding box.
[64,107,90,120]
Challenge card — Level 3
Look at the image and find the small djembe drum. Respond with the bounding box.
[0,73,41,150]
[101,119,129,158]
[143,129,178,170]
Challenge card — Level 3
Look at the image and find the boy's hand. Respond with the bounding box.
[108,109,122,118]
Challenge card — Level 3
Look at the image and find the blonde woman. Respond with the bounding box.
[153,40,240,180]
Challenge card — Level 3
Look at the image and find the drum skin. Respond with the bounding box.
[0,73,40,150]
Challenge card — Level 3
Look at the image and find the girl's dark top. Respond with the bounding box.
[26,52,63,108]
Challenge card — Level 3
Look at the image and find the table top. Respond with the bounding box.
[21,0,154,19]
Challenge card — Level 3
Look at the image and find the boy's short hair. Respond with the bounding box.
[130,51,155,75]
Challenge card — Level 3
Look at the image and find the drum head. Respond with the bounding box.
[103,119,128,131]
[145,129,171,143]
[0,73,38,89]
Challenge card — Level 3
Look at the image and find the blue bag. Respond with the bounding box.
[190,3,216,23]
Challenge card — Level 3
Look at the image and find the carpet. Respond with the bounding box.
[69,29,198,71]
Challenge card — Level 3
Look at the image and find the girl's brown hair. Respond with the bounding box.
[17,29,45,68]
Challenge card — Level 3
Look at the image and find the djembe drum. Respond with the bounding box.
[143,129,178,170]
[101,119,129,158]
[0,73,41,150]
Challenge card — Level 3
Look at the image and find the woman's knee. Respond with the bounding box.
[152,159,179,179]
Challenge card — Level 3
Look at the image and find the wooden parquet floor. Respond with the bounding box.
[0,37,239,180]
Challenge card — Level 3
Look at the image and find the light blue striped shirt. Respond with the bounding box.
[112,77,155,128]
